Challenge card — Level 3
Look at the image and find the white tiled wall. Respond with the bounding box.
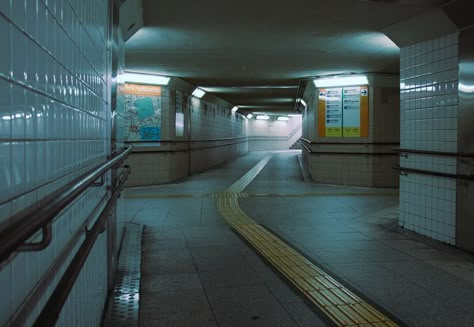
[0,0,111,325]
[189,97,248,172]
[190,98,245,139]
[125,89,249,186]
[399,33,459,244]
[400,34,458,153]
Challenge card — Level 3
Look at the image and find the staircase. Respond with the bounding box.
[289,139,302,150]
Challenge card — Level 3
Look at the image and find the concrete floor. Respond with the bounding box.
[123,151,474,327]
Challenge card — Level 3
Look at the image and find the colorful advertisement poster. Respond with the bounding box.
[318,86,368,138]
[175,90,185,137]
[123,83,162,141]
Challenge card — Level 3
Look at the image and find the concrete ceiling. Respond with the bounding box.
[125,0,449,114]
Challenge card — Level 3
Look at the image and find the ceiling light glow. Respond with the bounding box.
[277,116,289,121]
[246,114,253,119]
[459,83,474,93]
[123,72,170,85]
[231,106,239,113]
[314,75,368,88]
[192,88,206,98]
[256,115,270,120]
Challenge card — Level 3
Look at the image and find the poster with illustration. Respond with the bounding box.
[122,83,162,141]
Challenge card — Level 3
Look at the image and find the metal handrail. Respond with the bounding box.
[130,139,249,153]
[394,148,474,158]
[300,138,399,155]
[0,146,133,264]
[300,140,312,153]
[124,136,249,143]
[300,138,399,146]
[393,165,474,181]
[33,165,132,327]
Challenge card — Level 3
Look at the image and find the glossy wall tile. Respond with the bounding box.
[0,0,111,325]
[399,33,459,245]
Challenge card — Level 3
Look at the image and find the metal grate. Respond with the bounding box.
[103,223,143,327]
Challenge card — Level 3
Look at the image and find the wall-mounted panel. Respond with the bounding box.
[122,83,162,141]
[318,86,369,138]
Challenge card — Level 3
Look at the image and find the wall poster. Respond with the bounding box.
[318,86,368,137]
[175,90,185,137]
[123,83,162,141]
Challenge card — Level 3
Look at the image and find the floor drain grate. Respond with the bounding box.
[102,223,144,327]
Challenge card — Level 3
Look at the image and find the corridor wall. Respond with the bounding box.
[0,0,113,325]
[125,78,248,186]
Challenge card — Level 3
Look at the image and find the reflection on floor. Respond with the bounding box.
[123,151,474,327]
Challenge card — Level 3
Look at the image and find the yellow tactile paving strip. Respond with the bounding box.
[216,154,399,327]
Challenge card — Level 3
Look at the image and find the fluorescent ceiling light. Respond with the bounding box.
[288,114,301,117]
[123,72,170,85]
[192,87,206,98]
[231,106,239,113]
[314,75,368,88]
[277,116,289,121]
[256,115,270,120]
[246,114,253,119]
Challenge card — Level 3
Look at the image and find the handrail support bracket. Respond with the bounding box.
[17,223,53,252]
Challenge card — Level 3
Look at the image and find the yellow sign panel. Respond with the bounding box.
[318,88,343,137]
[318,86,368,138]
[360,86,369,137]
[326,127,342,137]
[343,127,360,137]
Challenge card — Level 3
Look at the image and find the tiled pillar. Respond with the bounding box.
[399,33,459,244]
[301,74,400,187]
[455,25,474,253]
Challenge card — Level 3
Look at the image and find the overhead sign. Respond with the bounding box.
[318,86,368,138]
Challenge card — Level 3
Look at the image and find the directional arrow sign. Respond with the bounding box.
[360,89,368,96]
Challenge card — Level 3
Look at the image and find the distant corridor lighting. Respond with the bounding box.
[192,87,206,98]
[314,75,368,88]
[231,106,239,113]
[255,115,270,120]
[123,72,170,85]
[277,116,290,121]
[246,114,253,119]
